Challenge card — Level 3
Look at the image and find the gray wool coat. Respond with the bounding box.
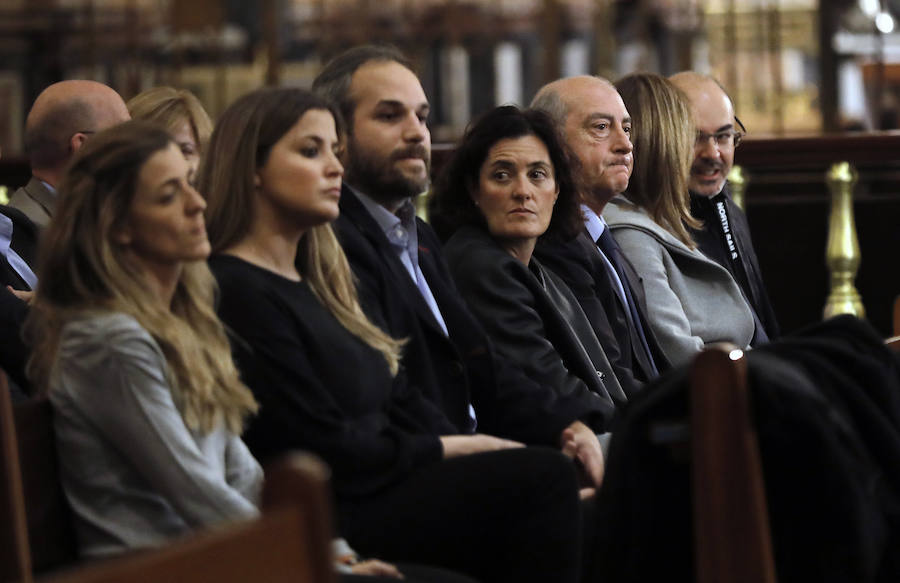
[603,195,754,366]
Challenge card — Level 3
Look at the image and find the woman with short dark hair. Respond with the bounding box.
[429,105,626,446]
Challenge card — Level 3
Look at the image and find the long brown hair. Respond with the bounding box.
[200,88,404,375]
[615,73,701,247]
[26,121,257,433]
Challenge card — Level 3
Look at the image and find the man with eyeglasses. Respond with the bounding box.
[8,80,130,229]
[670,71,779,343]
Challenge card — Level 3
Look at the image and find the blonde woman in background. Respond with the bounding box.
[127,87,212,177]
[602,73,754,366]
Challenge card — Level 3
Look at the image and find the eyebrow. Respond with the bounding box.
[156,177,182,192]
[713,124,734,133]
[375,99,431,114]
[584,112,630,125]
[488,159,551,169]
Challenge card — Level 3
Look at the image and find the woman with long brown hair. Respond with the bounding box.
[26,121,260,557]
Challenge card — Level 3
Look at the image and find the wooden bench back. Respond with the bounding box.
[690,346,777,583]
[0,370,32,582]
[35,454,335,583]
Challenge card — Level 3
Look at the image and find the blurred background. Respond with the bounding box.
[1,0,900,153]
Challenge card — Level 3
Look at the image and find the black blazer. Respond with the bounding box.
[536,230,671,395]
[444,225,625,433]
[690,187,780,341]
[0,204,38,290]
[334,185,610,445]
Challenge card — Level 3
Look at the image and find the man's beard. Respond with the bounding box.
[344,141,431,207]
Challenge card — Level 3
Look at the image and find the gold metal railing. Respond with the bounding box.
[823,162,865,319]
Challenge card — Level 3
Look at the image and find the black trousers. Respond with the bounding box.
[341,447,582,583]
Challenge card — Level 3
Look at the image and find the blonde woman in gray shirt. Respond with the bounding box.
[25,121,261,558]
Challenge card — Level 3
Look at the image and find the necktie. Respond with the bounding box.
[596,228,658,377]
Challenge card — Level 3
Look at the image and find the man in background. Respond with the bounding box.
[9,80,130,229]
[670,71,779,342]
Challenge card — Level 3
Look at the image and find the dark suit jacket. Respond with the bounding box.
[444,226,624,432]
[8,176,55,229]
[0,204,39,290]
[690,187,780,341]
[334,185,610,445]
[536,230,671,395]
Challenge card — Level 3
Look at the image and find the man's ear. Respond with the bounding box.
[69,132,90,154]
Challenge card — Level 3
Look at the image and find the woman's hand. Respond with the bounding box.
[440,434,524,458]
[351,559,405,578]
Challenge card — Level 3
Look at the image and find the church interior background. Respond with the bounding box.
[0,0,898,152]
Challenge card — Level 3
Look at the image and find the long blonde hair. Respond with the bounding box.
[200,88,403,374]
[26,121,257,434]
[615,73,701,248]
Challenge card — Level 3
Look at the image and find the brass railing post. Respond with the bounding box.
[727,165,747,210]
[823,162,865,319]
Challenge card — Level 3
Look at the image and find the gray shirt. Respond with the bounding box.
[49,312,262,557]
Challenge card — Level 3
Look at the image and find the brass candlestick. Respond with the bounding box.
[823,162,865,319]
[727,165,747,210]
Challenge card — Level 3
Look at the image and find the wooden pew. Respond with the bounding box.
[36,454,335,583]
[0,369,32,583]
[690,345,777,583]
[0,372,335,583]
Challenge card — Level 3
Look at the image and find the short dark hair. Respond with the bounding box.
[428,105,583,243]
[312,44,412,131]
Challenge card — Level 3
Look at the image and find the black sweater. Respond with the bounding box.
[210,254,447,503]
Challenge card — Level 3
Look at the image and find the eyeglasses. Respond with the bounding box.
[695,116,747,149]
[695,129,744,149]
